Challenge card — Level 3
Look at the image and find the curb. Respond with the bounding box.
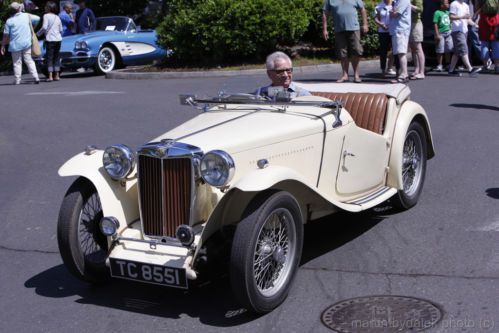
[106,60,380,80]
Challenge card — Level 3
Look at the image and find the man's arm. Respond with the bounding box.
[360,7,368,34]
[1,34,10,56]
[88,9,96,31]
[322,11,330,40]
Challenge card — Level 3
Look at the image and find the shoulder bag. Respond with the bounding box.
[29,15,41,56]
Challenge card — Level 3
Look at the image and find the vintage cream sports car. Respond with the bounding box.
[57,82,434,313]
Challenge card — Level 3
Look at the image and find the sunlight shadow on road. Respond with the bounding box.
[450,103,499,112]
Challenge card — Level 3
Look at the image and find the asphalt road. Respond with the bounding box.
[0,67,498,333]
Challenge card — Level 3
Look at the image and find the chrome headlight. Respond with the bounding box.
[200,150,235,187]
[75,41,88,49]
[103,144,135,180]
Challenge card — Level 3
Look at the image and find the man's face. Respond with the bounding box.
[267,58,293,88]
[441,0,449,9]
[65,5,72,13]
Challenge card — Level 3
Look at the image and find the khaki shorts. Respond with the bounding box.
[410,20,423,43]
[335,30,363,58]
[392,30,410,55]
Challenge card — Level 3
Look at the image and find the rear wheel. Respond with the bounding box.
[57,177,109,283]
[95,46,117,74]
[230,191,303,313]
[392,121,428,210]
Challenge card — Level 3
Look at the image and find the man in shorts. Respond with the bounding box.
[448,0,482,75]
[389,0,412,82]
[322,0,369,83]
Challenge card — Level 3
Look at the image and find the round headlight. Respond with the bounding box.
[103,144,135,180]
[100,216,120,236]
[200,150,235,187]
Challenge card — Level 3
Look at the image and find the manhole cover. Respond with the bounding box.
[321,295,442,333]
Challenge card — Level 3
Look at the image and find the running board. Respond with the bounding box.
[336,186,397,212]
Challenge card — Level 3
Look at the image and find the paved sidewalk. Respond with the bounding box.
[105,60,380,80]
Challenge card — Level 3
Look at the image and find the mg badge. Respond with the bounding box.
[157,139,176,157]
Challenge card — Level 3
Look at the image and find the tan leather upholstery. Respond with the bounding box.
[311,92,388,134]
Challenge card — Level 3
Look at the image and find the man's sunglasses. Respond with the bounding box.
[271,68,293,75]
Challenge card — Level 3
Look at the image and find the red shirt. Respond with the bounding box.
[479,13,499,41]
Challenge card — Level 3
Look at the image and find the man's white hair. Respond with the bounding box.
[63,1,73,9]
[266,51,292,70]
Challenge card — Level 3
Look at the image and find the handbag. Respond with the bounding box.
[29,15,41,56]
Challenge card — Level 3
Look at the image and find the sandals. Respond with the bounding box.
[336,78,349,83]
[353,78,362,83]
[409,74,425,80]
[391,76,409,84]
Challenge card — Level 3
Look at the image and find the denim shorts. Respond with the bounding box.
[435,31,453,54]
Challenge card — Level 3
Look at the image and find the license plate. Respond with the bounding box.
[109,258,188,289]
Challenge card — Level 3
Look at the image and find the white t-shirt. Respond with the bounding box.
[38,13,63,42]
[449,0,469,33]
[374,2,392,33]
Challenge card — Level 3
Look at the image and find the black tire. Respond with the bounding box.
[392,121,428,210]
[95,46,117,74]
[230,191,303,313]
[57,177,109,283]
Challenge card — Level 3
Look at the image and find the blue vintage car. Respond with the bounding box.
[34,16,168,74]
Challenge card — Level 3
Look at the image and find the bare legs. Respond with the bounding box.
[410,42,425,78]
[338,56,361,82]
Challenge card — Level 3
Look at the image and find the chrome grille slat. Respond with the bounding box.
[138,155,192,238]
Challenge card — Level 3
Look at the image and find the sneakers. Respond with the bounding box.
[468,67,482,76]
[386,68,397,75]
[448,70,461,76]
[433,65,444,72]
[13,80,21,85]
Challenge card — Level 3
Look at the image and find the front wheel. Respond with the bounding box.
[57,177,109,283]
[95,46,117,74]
[392,121,428,210]
[230,191,303,313]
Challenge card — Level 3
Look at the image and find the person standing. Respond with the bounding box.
[37,1,63,81]
[389,0,412,82]
[476,0,499,73]
[59,1,75,36]
[448,0,482,75]
[0,2,40,85]
[433,0,453,71]
[409,0,425,79]
[322,0,369,83]
[75,0,96,34]
[374,0,397,76]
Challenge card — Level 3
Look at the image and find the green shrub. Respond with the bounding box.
[157,0,318,65]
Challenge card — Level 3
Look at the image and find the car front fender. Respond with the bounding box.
[387,101,435,189]
[58,150,139,232]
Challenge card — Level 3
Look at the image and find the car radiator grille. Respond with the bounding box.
[138,155,192,238]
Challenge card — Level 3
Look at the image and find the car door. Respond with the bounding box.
[335,125,390,196]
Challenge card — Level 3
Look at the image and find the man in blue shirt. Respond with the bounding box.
[389,0,411,82]
[0,2,40,84]
[75,0,96,34]
[255,52,311,98]
[322,0,368,83]
[59,2,75,36]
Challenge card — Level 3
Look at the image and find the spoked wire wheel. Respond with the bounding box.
[57,177,109,283]
[393,121,428,210]
[231,191,303,313]
[402,129,423,197]
[253,208,296,297]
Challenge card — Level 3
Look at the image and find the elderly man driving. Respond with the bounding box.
[255,51,311,98]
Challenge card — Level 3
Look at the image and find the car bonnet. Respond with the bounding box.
[152,105,331,154]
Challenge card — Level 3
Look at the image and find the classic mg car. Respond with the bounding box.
[57,82,434,313]
[34,16,168,74]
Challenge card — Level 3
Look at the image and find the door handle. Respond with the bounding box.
[343,150,355,158]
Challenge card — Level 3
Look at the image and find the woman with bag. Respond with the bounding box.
[37,1,63,81]
[0,2,40,85]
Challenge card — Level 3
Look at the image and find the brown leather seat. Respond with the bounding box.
[311,92,388,134]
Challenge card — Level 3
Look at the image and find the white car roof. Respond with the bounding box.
[294,82,411,104]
